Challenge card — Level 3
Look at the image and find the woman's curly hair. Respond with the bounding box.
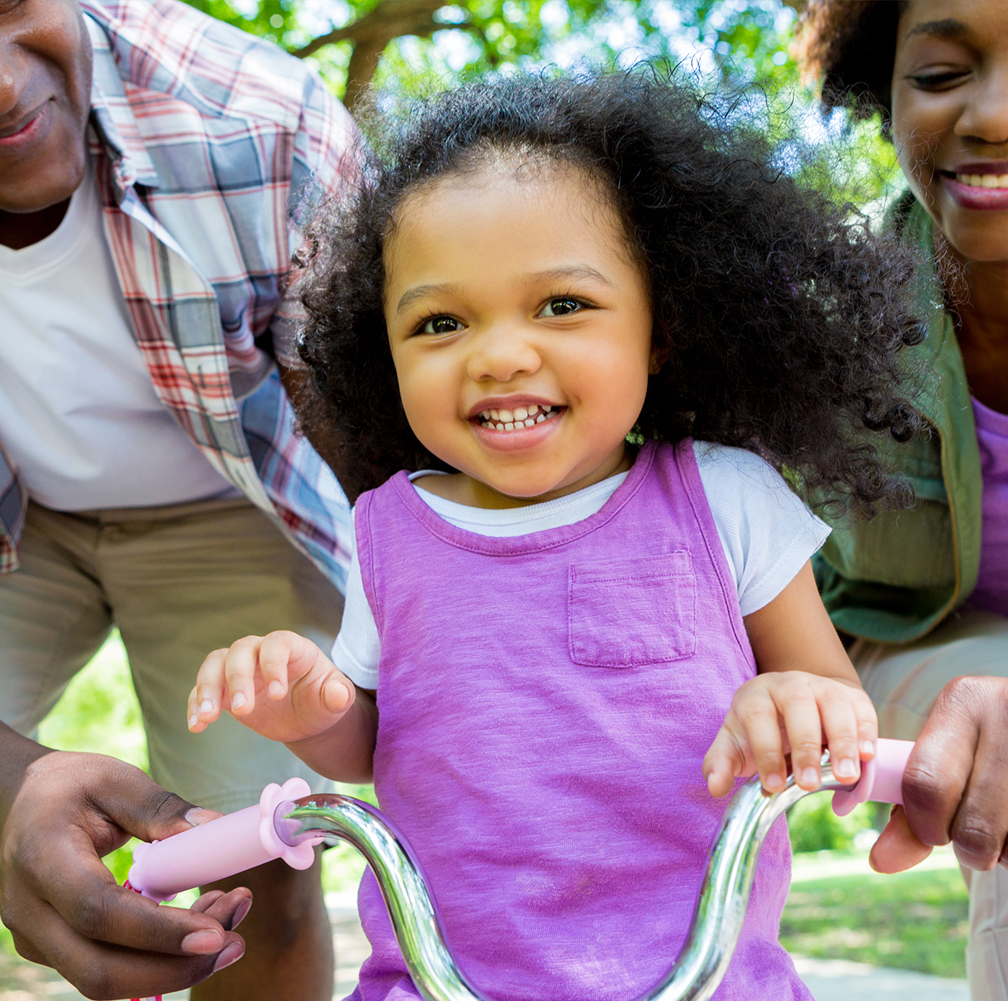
[296,70,925,512]
[796,1,904,134]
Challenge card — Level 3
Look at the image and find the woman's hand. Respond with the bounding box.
[189,630,356,745]
[870,675,1008,874]
[703,671,878,797]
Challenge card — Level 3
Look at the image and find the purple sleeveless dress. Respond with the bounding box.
[347,440,808,1001]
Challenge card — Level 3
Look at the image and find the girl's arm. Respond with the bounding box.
[703,560,877,798]
[188,631,377,783]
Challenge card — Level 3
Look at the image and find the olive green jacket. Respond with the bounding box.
[814,194,982,643]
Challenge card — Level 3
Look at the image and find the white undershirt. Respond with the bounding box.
[332,442,830,689]
[0,156,238,510]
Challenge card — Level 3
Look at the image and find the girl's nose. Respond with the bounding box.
[955,65,1008,145]
[466,324,542,384]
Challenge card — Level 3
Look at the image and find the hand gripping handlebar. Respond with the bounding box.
[126,738,916,1001]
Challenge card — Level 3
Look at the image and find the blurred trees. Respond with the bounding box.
[182,0,901,206]
[183,1,801,109]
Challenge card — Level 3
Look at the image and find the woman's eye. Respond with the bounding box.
[420,316,462,335]
[539,298,583,318]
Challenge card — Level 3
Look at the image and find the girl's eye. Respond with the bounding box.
[539,298,583,318]
[909,70,970,89]
[419,315,462,335]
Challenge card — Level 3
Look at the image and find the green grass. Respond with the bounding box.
[0,634,970,983]
[781,866,968,978]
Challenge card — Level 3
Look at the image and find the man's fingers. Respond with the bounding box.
[869,805,934,874]
[190,887,253,931]
[25,895,242,1000]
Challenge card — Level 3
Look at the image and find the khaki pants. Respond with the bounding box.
[0,498,344,813]
[851,607,1008,1000]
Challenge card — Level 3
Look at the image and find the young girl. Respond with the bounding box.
[189,73,923,1000]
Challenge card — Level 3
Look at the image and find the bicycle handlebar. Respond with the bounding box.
[126,738,916,1001]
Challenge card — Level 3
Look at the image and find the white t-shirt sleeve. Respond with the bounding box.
[692,441,830,616]
[330,512,381,690]
[331,444,831,688]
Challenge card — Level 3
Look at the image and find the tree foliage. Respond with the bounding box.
[182,0,901,207]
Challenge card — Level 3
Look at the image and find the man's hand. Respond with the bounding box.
[0,748,249,1000]
[870,675,1008,874]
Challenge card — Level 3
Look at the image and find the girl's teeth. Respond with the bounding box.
[479,404,559,430]
[957,172,1008,188]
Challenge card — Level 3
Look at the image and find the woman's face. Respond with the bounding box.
[891,0,1008,263]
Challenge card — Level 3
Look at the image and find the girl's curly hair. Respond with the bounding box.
[796,1,904,134]
[296,70,925,511]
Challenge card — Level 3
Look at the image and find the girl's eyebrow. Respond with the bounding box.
[393,266,613,316]
[395,283,463,316]
[525,265,615,287]
[904,18,970,41]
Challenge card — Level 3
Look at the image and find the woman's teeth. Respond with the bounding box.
[479,403,557,431]
[956,172,1008,188]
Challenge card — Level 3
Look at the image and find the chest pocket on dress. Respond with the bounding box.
[568,551,697,668]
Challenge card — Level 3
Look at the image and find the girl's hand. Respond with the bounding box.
[188,631,356,745]
[702,671,878,797]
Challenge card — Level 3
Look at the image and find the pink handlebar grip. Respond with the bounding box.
[831,738,914,818]
[127,778,323,902]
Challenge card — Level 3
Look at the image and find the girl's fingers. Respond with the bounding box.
[189,649,229,731]
[257,631,305,701]
[777,678,824,790]
[812,682,877,786]
[734,685,788,793]
[702,724,748,798]
[222,636,269,716]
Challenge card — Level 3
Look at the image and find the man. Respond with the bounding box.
[0,0,358,997]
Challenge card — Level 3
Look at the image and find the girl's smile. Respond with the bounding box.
[382,158,654,509]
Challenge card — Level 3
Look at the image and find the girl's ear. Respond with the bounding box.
[649,345,668,375]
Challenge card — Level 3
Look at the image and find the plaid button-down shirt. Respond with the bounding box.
[0,0,355,587]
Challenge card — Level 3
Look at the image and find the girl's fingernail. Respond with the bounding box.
[764,773,784,792]
[199,699,214,716]
[188,714,199,730]
[212,941,245,973]
[268,681,285,698]
[182,929,223,954]
[231,692,247,711]
[230,897,252,930]
[835,758,858,780]
[860,739,876,757]
[186,808,219,826]
[800,767,820,788]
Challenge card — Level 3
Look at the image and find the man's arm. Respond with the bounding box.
[0,724,250,998]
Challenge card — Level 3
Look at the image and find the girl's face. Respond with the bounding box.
[383,161,654,507]
[891,0,1008,263]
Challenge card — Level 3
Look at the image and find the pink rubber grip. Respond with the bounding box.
[831,737,914,817]
[127,778,323,902]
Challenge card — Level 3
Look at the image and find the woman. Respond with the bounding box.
[800,0,1008,992]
